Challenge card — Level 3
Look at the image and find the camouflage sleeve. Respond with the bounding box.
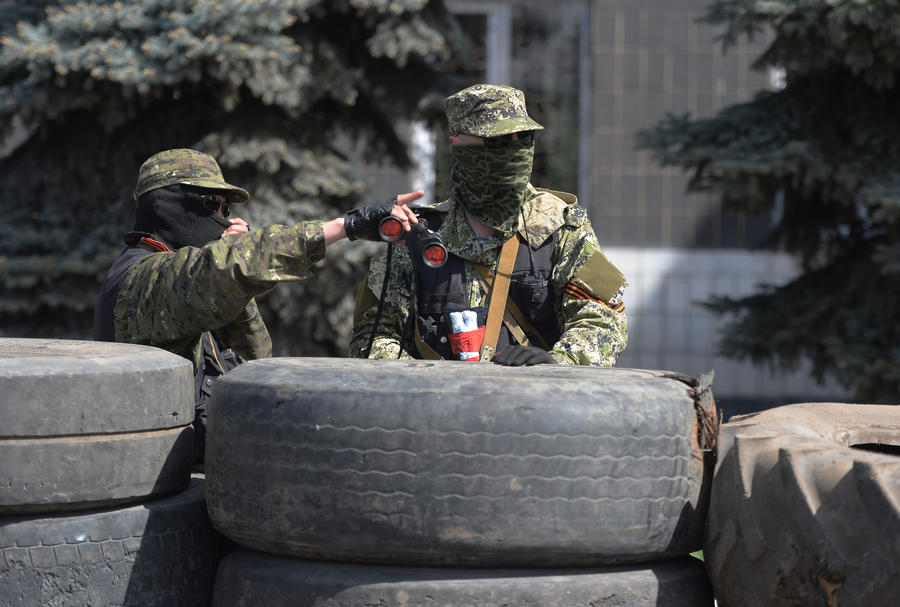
[348,244,415,359]
[210,297,273,362]
[115,221,325,349]
[548,206,628,366]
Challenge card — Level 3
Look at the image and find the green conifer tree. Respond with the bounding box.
[0,0,460,355]
[637,0,900,401]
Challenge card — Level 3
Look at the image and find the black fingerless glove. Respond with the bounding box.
[491,345,558,366]
[344,197,397,241]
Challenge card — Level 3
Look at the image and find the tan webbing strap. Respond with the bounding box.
[479,235,519,362]
[475,269,530,346]
[475,265,551,351]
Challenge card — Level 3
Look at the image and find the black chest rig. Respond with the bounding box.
[407,213,561,360]
[93,235,239,465]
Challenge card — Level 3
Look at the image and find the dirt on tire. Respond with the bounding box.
[206,358,717,567]
[705,402,900,606]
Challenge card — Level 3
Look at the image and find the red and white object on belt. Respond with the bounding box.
[448,311,483,361]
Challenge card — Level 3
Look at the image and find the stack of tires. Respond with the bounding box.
[704,402,900,606]
[205,358,718,606]
[6,340,896,605]
[0,338,229,607]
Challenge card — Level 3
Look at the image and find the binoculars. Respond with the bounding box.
[378,215,448,268]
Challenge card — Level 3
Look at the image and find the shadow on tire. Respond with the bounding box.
[1,476,233,607]
[212,549,714,606]
[120,474,234,607]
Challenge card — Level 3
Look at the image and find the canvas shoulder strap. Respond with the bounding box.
[479,234,519,362]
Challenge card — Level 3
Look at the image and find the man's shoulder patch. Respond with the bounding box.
[572,250,627,303]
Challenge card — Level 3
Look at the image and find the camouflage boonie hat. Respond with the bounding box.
[444,84,544,137]
[134,148,250,203]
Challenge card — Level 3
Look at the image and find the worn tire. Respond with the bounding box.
[206,358,717,566]
[0,338,195,513]
[0,477,232,607]
[212,549,713,606]
[705,402,900,606]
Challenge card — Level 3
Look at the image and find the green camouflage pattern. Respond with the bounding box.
[209,297,270,365]
[114,221,326,368]
[134,148,251,203]
[450,140,534,236]
[444,84,544,137]
[349,185,628,365]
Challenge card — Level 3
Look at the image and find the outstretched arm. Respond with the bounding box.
[325,191,423,246]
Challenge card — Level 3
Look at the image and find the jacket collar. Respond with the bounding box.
[124,231,174,252]
[429,184,574,257]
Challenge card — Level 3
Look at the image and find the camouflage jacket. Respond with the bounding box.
[349,185,628,366]
[110,221,325,369]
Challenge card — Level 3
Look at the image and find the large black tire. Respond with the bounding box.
[705,402,900,606]
[0,477,232,607]
[206,358,717,566]
[0,338,195,513]
[212,549,713,607]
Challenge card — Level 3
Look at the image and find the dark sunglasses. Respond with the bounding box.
[483,130,536,149]
[200,194,230,218]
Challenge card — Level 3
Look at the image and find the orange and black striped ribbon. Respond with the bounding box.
[139,237,173,252]
[563,282,625,313]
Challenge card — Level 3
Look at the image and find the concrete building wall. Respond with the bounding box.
[583,0,850,412]
[586,0,771,248]
[607,247,848,417]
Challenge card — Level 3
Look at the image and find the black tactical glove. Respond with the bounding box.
[491,345,558,366]
[344,197,397,241]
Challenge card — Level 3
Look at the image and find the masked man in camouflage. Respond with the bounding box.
[94,148,421,463]
[349,84,627,366]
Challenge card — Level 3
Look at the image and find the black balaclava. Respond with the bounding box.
[129,184,232,250]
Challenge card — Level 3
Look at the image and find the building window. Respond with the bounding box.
[437,1,592,203]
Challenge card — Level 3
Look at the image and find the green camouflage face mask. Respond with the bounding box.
[450,140,534,236]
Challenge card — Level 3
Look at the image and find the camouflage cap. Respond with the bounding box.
[134,148,250,203]
[444,84,544,137]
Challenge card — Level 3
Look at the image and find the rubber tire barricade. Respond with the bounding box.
[205,358,717,567]
[212,549,714,607]
[0,478,229,607]
[705,402,900,607]
[0,338,194,514]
